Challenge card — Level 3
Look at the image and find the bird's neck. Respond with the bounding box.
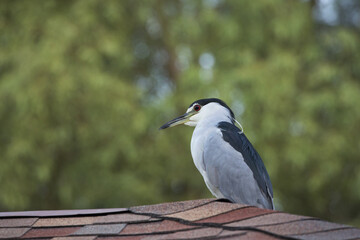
[196,114,233,129]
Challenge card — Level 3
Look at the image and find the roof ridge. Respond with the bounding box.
[0,208,128,218]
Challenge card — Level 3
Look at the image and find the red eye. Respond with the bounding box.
[194,104,201,111]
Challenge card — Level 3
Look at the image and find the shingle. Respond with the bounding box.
[21,227,80,238]
[95,213,152,224]
[165,201,246,221]
[196,207,273,224]
[219,230,280,240]
[33,216,96,227]
[73,224,126,235]
[226,212,311,227]
[216,234,248,240]
[52,236,97,240]
[141,227,222,240]
[0,218,37,227]
[258,219,348,236]
[292,228,360,240]
[0,227,29,239]
[216,230,246,238]
[119,219,193,235]
[96,236,144,240]
[237,231,282,240]
[130,198,214,215]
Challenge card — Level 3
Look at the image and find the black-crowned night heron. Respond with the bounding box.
[160,98,274,210]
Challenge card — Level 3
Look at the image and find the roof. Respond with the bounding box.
[0,198,359,239]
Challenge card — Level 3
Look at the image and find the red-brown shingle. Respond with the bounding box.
[292,228,360,240]
[196,206,273,224]
[141,227,222,240]
[96,236,143,240]
[226,212,311,227]
[21,226,80,238]
[219,230,281,240]
[237,231,284,240]
[52,237,97,240]
[165,200,245,221]
[119,219,194,235]
[259,219,348,235]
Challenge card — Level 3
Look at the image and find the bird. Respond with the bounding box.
[159,98,274,210]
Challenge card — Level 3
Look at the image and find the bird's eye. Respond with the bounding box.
[193,104,201,111]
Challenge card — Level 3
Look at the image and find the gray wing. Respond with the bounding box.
[203,122,274,209]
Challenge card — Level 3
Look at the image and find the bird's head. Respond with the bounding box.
[159,98,235,130]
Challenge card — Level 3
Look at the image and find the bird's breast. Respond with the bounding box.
[190,126,221,178]
[190,128,206,175]
[190,125,226,198]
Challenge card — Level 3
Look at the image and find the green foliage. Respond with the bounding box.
[1,0,359,227]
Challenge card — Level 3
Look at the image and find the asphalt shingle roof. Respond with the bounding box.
[0,198,359,239]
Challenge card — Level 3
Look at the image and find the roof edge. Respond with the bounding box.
[0,208,128,218]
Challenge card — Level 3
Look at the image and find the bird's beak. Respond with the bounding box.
[159,112,195,130]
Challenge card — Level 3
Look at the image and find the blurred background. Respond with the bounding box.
[1,0,360,227]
